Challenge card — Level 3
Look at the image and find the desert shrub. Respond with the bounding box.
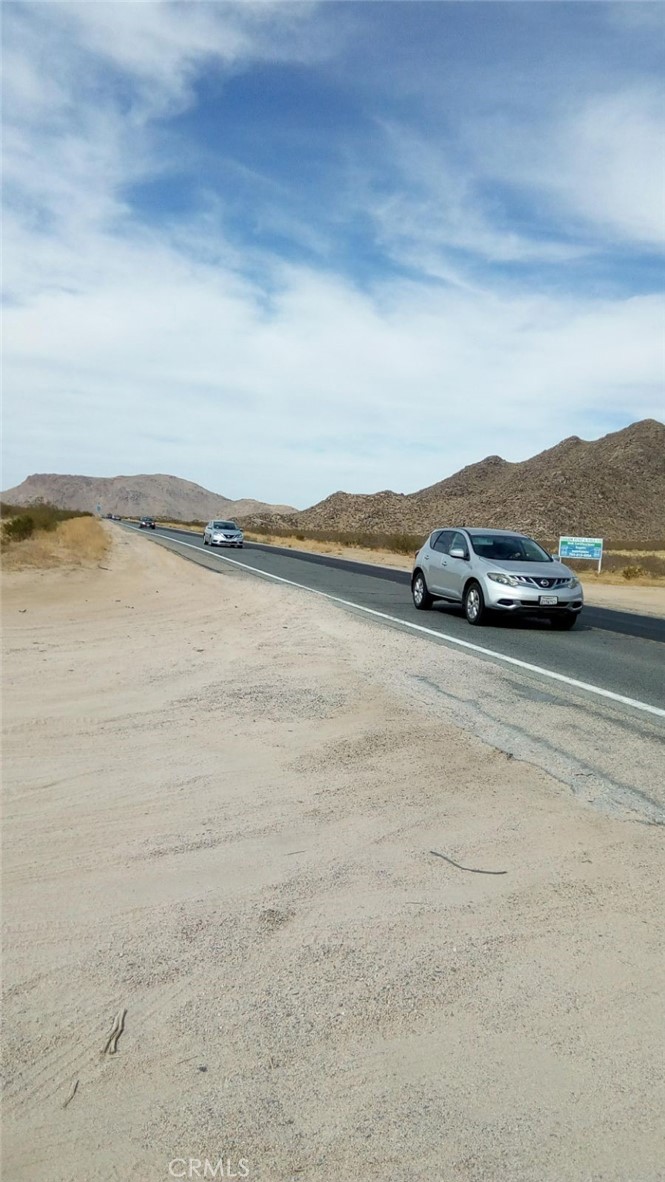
[1,501,93,546]
[245,524,426,554]
[563,552,665,577]
[1,501,91,527]
[3,514,35,543]
[604,539,665,552]
[622,564,647,581]
[382,532,422,555]
[633,554,665,577]
[2,516,110,569]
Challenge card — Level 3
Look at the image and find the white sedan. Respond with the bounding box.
[203,520,244,548]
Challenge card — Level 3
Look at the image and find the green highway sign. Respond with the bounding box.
[558,536,603,570]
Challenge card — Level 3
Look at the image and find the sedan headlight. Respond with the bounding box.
[487,572,520,587]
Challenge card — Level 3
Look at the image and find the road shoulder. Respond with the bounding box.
[3,529,663,1181]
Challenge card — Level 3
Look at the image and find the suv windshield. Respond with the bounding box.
[470,534,551,562]
[213,522,237,530]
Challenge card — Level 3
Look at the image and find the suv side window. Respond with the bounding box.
[449,531,468,556]
[431,530,454,554]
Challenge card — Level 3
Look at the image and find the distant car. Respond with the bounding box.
[139,516,156,530]
[411,527,584,628]
[203,520,244,548]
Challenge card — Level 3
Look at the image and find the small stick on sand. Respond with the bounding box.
[62,1078,79,1108]
[430,850,507,875]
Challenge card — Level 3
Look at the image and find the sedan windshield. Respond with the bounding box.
[470,534,552,562]
[213,522,237,530]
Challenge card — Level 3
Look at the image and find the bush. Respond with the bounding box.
[564,553,665,578]
[382,532,422,555]
[3,514,35,543]
[622,564,647,581]
[245,523,426,555]
[1,501,93,545]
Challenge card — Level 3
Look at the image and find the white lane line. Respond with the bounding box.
[138,529,665,720]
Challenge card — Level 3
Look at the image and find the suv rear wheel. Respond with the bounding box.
[412,571,433,610]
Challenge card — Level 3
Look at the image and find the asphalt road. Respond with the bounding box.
[129,525,665,716]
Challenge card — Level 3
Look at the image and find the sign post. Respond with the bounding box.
[558,536,603,573]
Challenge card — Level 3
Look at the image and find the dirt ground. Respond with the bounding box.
[574,582,665,616]
[2,529,663,1181]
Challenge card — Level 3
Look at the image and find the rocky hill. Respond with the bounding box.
[1,473,295,523]
[5,420,663,540]
[284,419,665,541]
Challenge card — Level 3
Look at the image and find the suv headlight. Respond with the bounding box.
[487,572,520,587]
[567,577,581,590]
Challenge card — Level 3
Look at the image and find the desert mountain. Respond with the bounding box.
[5,420,663,540]
[277,419,665,541]
[1,473,295,523]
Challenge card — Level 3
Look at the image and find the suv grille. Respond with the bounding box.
[514,576,569,589]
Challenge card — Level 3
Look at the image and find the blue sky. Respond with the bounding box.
[3,1,664,506]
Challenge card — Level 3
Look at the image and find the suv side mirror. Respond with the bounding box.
[449,546,468,560]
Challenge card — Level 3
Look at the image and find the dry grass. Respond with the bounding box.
[577,570,665,588]
[157,520,203,534]
[245,530,414,569]
[1,517,111,571]
[246,524,422,555]
[604,549,665,558]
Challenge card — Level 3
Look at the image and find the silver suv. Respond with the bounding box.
[412,528,584,628]
[203,520,244,548]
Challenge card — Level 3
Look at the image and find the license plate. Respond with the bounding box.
[539,595,558,606]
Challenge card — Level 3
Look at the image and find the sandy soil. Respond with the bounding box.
[575,583,665,616]
[2,530,663,1181]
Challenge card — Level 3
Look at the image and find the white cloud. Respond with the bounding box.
[552,88,665,247]
[369,124,589,271]
[5,1,321,116]
[2,2,663,504]
[474,86,665,250]
[4,212,663,501]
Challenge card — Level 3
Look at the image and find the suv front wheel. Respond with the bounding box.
[464,581,487,625]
